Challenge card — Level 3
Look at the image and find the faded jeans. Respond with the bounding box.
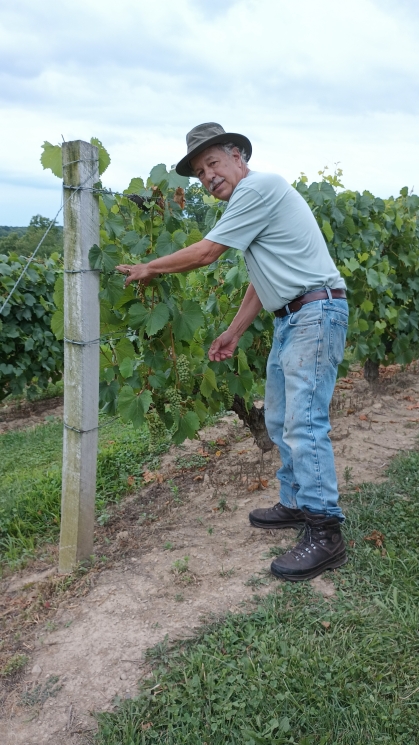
[264,295,348,520]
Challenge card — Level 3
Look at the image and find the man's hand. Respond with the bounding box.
[116,263,154,288]
[209,329,240,362]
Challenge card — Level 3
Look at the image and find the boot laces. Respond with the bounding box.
[285,524,319,562]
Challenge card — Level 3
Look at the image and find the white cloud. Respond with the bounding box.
[0,0,418,224]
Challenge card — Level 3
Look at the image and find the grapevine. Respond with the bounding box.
[33,139,419,444]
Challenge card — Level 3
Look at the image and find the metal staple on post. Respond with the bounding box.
[59,141,100,573]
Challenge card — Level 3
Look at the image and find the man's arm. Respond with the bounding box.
[209,283,262,362]
[116,239,227,287]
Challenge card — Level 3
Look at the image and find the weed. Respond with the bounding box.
[0,653,28,677]
[45,620,58,632]
[262,546,286,559]
[175,593,184,602]
[217,497,229,513]
[167,479,179,497]
[219,566,235,578]
[343,465,354,488]
[244,571,272,588]
[20,675,62,707]
[164,541,174,551]
[171,556,190,575]
[175,454,208,470]
[207,527,214,535]
[97,510,111,527]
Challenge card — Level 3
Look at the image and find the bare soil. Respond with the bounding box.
[2,363,419,745]
[0,397,63,434]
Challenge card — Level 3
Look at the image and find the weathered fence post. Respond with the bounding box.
[59,141,100,573]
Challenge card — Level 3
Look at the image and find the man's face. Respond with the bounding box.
[190,145,248,201]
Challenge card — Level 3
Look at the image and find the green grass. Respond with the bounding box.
[0,417,170,570]
[95,451,419,745]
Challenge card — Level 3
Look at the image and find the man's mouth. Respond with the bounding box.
[209,178,225,193]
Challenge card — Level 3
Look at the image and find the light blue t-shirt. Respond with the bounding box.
[205,171,345,312]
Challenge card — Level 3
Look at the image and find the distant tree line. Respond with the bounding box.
[0,215,63,258]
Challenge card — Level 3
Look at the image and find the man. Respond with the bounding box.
[117,122,348,582]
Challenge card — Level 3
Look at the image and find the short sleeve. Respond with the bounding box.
[205,186,269,252]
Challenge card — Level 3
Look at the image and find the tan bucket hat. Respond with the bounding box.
[175,122,252,177]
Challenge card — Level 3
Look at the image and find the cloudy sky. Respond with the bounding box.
[1,0,418,225]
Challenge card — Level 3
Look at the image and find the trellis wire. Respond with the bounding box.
[0,164,105,316]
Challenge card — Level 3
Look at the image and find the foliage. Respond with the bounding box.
[48,159,272,445]
[96,450,419,744]
[40,137,111,178]
[40,142,419,441]
[0,251,64,401]
[183,183,208,232]
[0,225,26,239]
[295,172,419,373]
[0,215,63,259]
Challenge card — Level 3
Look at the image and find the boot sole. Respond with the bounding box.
[249,516,305,530]
[271,553,348,582]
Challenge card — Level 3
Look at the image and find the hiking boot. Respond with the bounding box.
[249,502,305,530]
[270,512,347,581]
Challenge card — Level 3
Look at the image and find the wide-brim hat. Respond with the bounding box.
[175,122,252,177]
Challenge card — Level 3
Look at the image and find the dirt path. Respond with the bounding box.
[2,364,419,745]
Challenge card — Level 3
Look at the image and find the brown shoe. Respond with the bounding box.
[270,512,347,581]
[249,502,305,529]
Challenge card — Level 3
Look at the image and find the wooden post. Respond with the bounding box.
[59,141,100,573]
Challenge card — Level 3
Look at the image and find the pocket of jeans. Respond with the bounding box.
[329,318,348,367]
[288,303,323,326]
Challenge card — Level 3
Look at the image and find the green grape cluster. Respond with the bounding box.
[176,354,191,385]
[166,386,182,418]
[261,330,272,348]
[146,409,167,451]
[219,382,234,410]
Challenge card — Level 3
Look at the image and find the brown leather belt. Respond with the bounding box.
[274,289,347,318]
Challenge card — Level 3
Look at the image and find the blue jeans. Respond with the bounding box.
[264,296,348,520]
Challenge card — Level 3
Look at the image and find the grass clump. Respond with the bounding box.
[95,451,419,744]
[0,653,28,677]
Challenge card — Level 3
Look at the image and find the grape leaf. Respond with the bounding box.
[119,357,134,378]
[172,411,200,444]
[99,275,125,305]
[89,243,120,272]
[118,386,152,428]
[114,338,136,365]
[149,164,169,185]
[51,310,64,340]
[40,141,62,178]
[200,367,218,397]
[168,170,189,189]
[145,303,170,336]
[90,137,111,175]
[172,300,204,341]
[53,276,64,311]
[125,177,145,194]
[129,304,148,329]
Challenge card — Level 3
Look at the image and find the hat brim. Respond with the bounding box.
[175,132,252,177]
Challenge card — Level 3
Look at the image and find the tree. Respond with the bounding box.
[184,183,208,233]
[0,215,63,259]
